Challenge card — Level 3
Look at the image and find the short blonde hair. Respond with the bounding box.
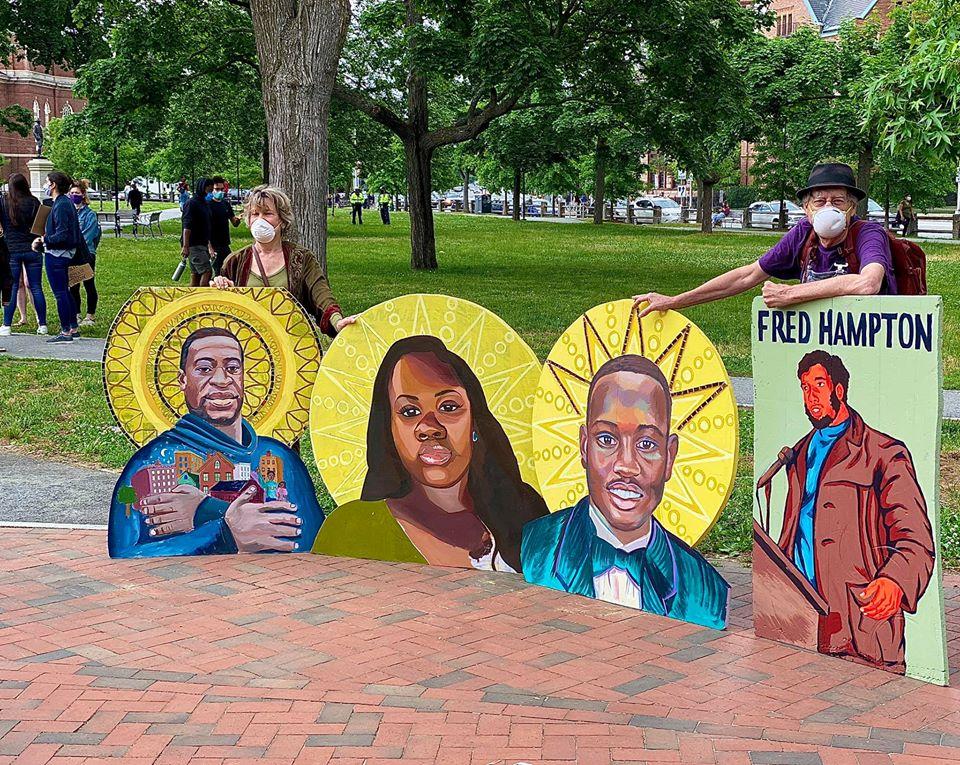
[243,185,294,236]
[69,178,89,204]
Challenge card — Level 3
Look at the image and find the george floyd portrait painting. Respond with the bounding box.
[753,297,947,685]
[104,286,326,559]
[312,335,547,571]
[108,326,324,557]
[522,355,730,629]
[309,294,546,573]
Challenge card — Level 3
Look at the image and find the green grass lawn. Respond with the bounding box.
[14,211,960,384]
[3,213,960,561]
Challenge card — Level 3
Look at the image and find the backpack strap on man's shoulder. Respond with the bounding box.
[840,218,865,274]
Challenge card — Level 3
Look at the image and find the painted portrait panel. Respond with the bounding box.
[522,300,738,629]
[105,287,324,558]
[752,296,947,685]
[310,294,545,572]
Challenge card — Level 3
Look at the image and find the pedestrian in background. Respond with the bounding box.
[180,177,215,287]
[350,188,364,224]
[378,187,391,225]
[208,176,240,276]
[127,181,143,217]
[68,180,101,328]
[33,171,81,343]
[0,173,46,337]
[177,178,190,210]
[896,195,915,237]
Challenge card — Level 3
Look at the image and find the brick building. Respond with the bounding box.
[174,450,203,476]
[130,463,179,503]
[198,452,235,493]
[739,0,903,184]
[766,0,899,40]
[0,54,84,179]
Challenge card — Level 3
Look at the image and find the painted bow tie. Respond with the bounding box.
[592,537,646,588]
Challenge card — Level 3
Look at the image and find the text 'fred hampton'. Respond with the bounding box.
[757,309,934,352]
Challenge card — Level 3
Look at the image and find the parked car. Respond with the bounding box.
[635,197,682,223]
[747,200,804,229]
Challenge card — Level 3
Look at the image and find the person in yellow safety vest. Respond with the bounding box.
[378,188,391,225]
[350,189,364,225]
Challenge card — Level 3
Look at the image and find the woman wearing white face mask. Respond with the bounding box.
[633,163,897,313]
[212,185,357,337]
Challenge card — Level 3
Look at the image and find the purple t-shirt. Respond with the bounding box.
[758,217,897,294]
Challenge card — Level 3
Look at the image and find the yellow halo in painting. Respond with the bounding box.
[103,287,322,447]
[310,294,542,504]
[532,299,738,546]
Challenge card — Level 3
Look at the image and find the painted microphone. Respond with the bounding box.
[757,446,795,488]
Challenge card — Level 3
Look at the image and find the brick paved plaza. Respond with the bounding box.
[1,529,959,765]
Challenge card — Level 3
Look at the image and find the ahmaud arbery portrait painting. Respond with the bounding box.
[524,300,739,629]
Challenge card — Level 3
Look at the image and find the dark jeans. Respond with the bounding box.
[69,254,98,316]
[351,203,363,224]
[380,204,390,224]
[2,251,46,327]
[44,253,77,333]
[211,245,231,276]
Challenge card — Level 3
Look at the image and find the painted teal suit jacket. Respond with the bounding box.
[520,498,730,630]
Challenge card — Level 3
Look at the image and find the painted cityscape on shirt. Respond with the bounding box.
[122,449,289,513]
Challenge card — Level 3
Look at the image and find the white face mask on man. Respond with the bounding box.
[250,218,276,243]
[811,206,848,239]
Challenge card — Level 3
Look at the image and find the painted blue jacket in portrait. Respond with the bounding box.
[520,497,729,629]
[108,413,323,558]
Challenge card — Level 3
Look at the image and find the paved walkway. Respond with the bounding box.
[0,333,104,363]
[0,448,115,526]
[0,528,958,764]
[4,334,960,419]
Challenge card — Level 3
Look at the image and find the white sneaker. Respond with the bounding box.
[0,326,10,336]
[80,317,95,327]
[36,325,48,335]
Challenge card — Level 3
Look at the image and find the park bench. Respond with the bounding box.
[140,211,164,237]
[95,210,145,238]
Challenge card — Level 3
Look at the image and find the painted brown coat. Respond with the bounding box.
[776,409,934,673]
[221,242,342,336]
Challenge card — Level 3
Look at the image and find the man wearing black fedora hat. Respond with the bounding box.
[634,162,897,315]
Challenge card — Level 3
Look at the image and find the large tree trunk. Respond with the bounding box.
[462,169,470,213]
[249,0,348,276]
[592,135,607,225]
[856,143,873,219]
[512,168,521,222]
[404,137,437,269]
[700,178,715,233]
[403,4,438,270]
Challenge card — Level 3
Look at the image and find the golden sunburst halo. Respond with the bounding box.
[532,299,738,546]
[310,294,542,504]
[103,287,322,447]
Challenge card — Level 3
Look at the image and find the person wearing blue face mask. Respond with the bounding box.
[208,176,240,276]
[32,171,82,343]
